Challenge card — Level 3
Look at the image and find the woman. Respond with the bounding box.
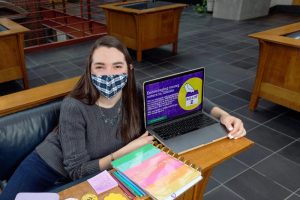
[0,36,245,200]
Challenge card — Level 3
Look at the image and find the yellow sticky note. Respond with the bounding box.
[104,193,126,200]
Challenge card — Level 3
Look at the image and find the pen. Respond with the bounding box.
[113,171,143,197]
[116,171,146,196]
[113,172,142,197]
[114,172,140,197]
[111,172,135,199]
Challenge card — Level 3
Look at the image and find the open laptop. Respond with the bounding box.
[143,67,228,154]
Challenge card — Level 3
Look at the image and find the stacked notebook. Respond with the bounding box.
[15,193,59,200]
[111,170,146,198]
[112,143,202,200]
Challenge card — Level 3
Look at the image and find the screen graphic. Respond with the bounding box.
[145,70,204,125]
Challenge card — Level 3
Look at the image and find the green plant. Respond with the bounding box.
[194,0,207,14]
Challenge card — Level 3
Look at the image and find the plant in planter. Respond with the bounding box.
[194,0,207,14]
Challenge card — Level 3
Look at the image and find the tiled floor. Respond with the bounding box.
[1,6,300,200]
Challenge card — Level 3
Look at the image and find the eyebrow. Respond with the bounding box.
[112,61,125,65]
[93,61,125,65]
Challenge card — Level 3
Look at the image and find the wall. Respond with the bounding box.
[270,0,293,7]
[213,0,271,20]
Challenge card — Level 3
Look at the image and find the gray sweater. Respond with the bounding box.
[36,97,216,180]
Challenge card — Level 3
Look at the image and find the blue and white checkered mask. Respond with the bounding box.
[91,73,128,99]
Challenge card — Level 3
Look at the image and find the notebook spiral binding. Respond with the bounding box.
[153,141,202,172]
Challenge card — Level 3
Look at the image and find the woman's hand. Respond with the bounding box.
[211,106,246,140]
[220,114,246,139]
[100,132,154,170]
[126,131,154,151]
[117,131,154,157]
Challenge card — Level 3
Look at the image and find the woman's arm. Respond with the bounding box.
[59,98,100,180]
[98,132,153,170]
[204,98,246,139]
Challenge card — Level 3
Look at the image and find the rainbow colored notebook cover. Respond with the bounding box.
[112,144,202,200]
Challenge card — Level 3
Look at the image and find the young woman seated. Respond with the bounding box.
[0,35,246,200]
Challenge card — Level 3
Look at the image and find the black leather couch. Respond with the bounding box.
[0,100,61,189]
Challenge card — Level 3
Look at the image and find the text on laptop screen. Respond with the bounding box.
[145,69,204,125]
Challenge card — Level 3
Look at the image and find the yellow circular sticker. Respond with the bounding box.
[104,193,127,200]
[178,77,203,110]
[81,193,98,200]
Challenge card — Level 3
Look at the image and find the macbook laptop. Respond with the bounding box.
[143,67,228,154]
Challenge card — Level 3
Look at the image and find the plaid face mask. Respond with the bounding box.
[91,73,128,99]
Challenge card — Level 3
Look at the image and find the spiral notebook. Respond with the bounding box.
[111,143,202,200]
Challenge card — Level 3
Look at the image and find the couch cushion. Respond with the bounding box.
[0,101,61,181]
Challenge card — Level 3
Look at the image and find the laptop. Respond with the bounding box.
[143,67,228,154]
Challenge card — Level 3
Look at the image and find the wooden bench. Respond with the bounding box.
[0,77,79,116]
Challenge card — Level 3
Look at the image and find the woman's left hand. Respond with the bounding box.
[220,114,246,139]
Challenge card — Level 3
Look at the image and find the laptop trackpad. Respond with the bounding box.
[164,123,228,154]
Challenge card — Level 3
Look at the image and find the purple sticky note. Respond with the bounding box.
[87,170,118,194]
[15,192,59,200]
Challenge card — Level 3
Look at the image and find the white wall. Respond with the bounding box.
[270,0,293,7]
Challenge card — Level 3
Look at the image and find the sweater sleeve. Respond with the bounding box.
[203,97,217,114]
[58,98,100,180]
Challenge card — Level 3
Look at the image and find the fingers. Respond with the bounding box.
[145,135,154,143]
[223,116,246,139]
[140,131,149,137]
[224,121,234,132]
[140,131,154,143]
[228,127,246,139]
[221,115,235,132]
[234,129,247,139]
[227,122,241,136]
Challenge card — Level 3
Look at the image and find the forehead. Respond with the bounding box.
[92,46,125,63]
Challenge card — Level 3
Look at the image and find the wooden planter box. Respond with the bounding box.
[100,0,186,61]
[249,22,300,112]
[0,18,29,89]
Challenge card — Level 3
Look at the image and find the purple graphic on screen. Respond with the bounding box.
[145,71,204,125]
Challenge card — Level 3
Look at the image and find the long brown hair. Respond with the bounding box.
[69,35,142,143]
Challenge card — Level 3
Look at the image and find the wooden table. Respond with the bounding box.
[249,22,300,112]
[59,138,254,200]
[100,0,186,62]
[0,18,29,89]
[59,180,139,200]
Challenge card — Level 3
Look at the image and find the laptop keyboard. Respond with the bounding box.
[153,114,217,140]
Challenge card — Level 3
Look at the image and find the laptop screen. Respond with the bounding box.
[144,68,204,126]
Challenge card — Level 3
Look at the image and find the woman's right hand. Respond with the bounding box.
[122,131,154,155]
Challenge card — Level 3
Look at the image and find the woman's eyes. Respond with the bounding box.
[94,65,124,69]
